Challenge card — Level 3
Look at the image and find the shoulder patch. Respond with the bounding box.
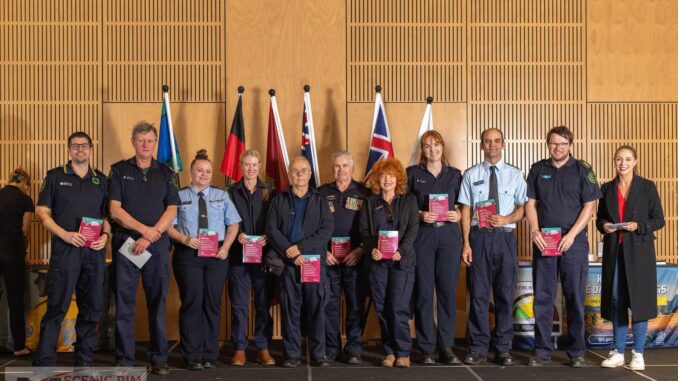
[40,181,46,192]
[91,177,100,185]
[579,159,592,169]
[587,171,598,184]
[171,174,180,189]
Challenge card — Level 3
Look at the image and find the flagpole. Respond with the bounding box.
[409,95,434,166]
[304,84,320,187]
[370,85,383,136]
[162,85,179,173]
[269,89,290,169]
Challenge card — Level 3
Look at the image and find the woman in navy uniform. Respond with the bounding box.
[360,158,419,368]
[597,145,664,371]
[406,130,463,364]
[0,167,33,356]
[168,150,241,370]
[227,149,277,366]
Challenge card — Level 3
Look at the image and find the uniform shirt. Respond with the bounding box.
[37,162,107,232]
[458,159,528,228]
[0,185,34,236]
[406,164,462,214]
[526,156,602,231]
[288,191,309,244]
[108,157,181,236]
[317,180,369,250]
[373,196,401,232]
[173,186,241,241]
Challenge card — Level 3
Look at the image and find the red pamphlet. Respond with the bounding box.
[476,199,497,228]
[301,254,321,283]
[429,194,449,222]
[541,227,563,256]
[198,229,219,257]
[331,237,351,264]
[378,230,398,260]
[79,217,103,248]
[243,235,263,263]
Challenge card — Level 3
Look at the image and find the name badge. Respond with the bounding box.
[329,201,336,213]
[473,180,485,186]
[540,175,552,179]
[59,181,73,187]
[122,175,135,181]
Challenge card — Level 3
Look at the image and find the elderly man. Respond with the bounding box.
[266,156,334,368]
[317,151,370,364]
[108,122,180,375]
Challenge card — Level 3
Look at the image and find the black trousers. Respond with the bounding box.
[172,243,229,363]
[0,235,26,351]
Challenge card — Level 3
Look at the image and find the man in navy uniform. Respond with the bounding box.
[525,126,602,367]
[33,132,110,369]
[266,156,334,368]
[458,128,527,366]
[317,151,370,364]
[108,122,180,375]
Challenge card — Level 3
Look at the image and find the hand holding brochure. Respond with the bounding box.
[79,217,103,248]
[198,229,219,257]
[331,237,351,264]
[378,230,398,260]
[118,237,152,269]
[301,254,321,283]
[428,194,449,222]
[243,235,263,263]
[541,227,563,256]
[476,199,497,228]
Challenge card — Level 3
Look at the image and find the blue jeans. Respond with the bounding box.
[612,245,648,353]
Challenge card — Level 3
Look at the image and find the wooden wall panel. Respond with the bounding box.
[348,0,465,103]
[103,0,224,102]
[588,0,678,101]
[468,0,587,260]
[0,0,101,265]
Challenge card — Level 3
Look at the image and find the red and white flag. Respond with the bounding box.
[409,96,434,166]
[266,89,290,192]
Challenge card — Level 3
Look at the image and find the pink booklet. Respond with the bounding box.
[79,217,103,248]
[243,235,263,263]
[429,194,449,222]
[378,230,398,260]
[541,227,563,256]
[331,237,351,264]
[198,229,219,257]
[301,254,321,283]
[476,199,497,228]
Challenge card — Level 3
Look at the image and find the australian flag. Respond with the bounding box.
[301,87,320,187]
[364,89,394,180]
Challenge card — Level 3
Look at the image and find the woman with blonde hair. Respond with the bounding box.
[359,158,419,368]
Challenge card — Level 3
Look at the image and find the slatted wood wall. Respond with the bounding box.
[2,0,677,341]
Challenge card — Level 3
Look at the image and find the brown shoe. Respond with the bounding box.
[382,354,395,367]
[257,349,276,366]
[395,357,411,368]
[231,350,246,366]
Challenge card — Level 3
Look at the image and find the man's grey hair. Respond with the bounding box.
[330,150,354,165]
[132,121,158,139]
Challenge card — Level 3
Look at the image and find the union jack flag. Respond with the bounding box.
[301,87,320,187]
[364,89,394,180]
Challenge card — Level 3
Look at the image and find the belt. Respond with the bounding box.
[472,226,514,233]
[424,221,450,228]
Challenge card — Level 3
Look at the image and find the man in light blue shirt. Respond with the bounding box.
[458,128,527,366]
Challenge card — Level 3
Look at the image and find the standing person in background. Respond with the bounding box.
[33,132,110,369]
[597,145,665,371]
[0,167,34,357]
[407,131,463,365]
[228,149,277,366]
[525,126,602,368]
[458,128,527,366]
[318,150,370,364]
[168,149,240,370]
[360,158,419,368]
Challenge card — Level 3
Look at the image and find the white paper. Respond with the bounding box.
[118,237,152,269]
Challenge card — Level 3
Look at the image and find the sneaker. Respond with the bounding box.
[601,350,625,368]
[629,350,645,371]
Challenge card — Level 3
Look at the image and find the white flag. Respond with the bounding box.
[409,98,434,166]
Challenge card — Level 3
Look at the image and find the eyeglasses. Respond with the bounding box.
[70,143,92,150]
[290,169,311,176]
[547,142,570,148]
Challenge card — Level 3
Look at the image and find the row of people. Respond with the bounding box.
[0,123,663,373]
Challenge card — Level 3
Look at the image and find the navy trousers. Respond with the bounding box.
[228,261,275,350]
[173,244,229,362]
[370,260,415,357]
[280,263,327,360]
[112,233,170,366]
[324,264,366,358]
[33,239,105,366]
[467,229,517,355]
[413,224,461,354]
[532,236,588,359]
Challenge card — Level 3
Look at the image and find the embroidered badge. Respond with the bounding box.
[59,181,73,186]
[345,197,364,211]
[329,201,336,213]
[92,177,100,185]
[122,176,135,181]
[171,174,180,189]
[587,171,598,184]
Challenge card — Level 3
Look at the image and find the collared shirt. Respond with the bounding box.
[372,196,400,232]
[108,157,181,233]
[406,164,462,213]
[458,159,528,228]
[38,162,107,232]
[526,156,602,231]
[288,191,309,244]
[317,180,369,250]
[173,186,241,241]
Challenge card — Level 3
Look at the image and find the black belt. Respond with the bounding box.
[472,226,514,233]
[423,221,450,228]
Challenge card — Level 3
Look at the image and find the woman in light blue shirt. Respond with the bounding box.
[168,150,241,370]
